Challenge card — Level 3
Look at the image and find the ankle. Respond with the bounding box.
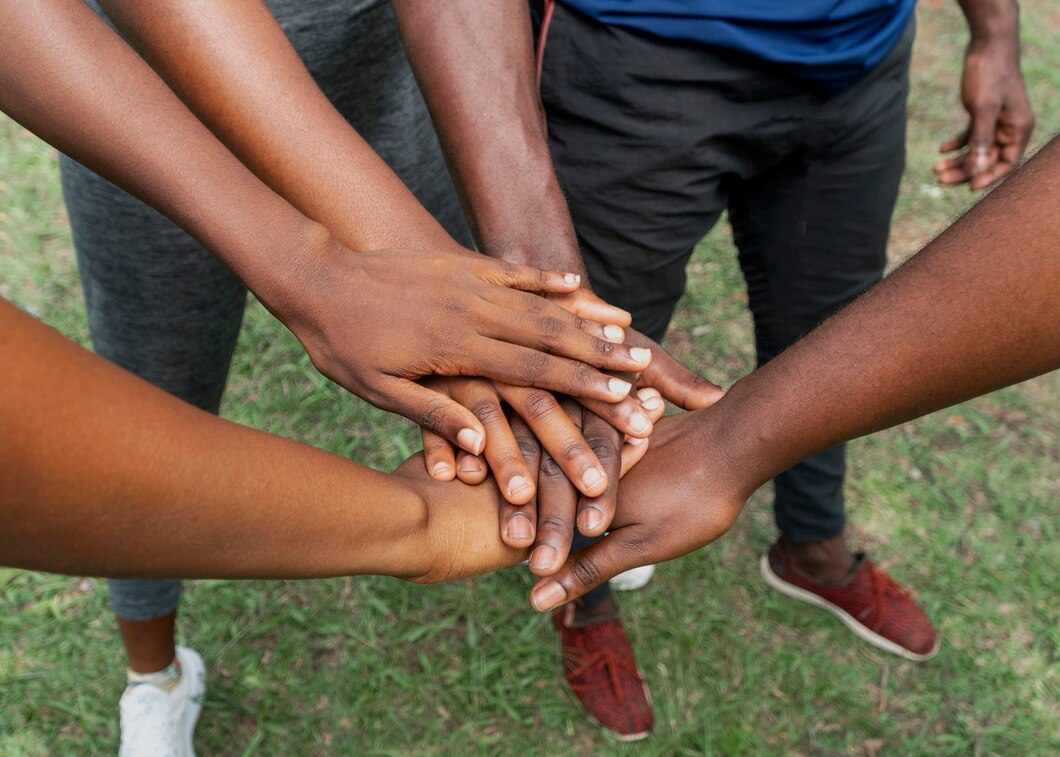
[781,535,857,583]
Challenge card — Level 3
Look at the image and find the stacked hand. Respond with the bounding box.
[280,243,654,454]
[413,285,725,572]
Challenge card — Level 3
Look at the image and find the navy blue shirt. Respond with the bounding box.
[558,0,916,94]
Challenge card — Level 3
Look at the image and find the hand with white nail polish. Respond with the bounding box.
[287,248,655,457]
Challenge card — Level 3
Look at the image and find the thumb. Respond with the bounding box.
[381,378,486,456]
[529,527,648,611]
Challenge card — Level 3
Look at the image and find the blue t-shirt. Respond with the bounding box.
[558,0,916,94]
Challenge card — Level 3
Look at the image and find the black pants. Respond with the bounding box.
[544,5,914,604]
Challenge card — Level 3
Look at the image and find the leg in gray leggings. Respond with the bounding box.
[61,0,470,624]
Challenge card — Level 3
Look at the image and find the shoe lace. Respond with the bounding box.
[563,646,643,697]
[866,562,910,629]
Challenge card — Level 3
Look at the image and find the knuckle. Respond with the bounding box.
[594,338,615,356]
[538,515,569,533]
[561,440,588,463]
[570,363,594,392]
[570,557,602,589]
[586,437,618,462]
[540,457,565,478]
[516,438,540,461]
[520,350,550,384]
[522,290,546,314]
[470,399,503,425]
[538,316,564,343]
[523,390,557,421]
[417,399,452,433]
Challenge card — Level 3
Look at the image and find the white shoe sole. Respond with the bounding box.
[175,647,206,757]
[759,555,939,662]
[609,564,655,592]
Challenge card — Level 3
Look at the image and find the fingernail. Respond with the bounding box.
[608,378,632,397]
[603,325,624,342]
[629,412,651,434]
[581,467,605,491]
[640,397,663,411]
[506,512,533,541]
[564,273,580,285]
[507,475,532,498]
[974,145,990,173]
[458,456,481,474]
[530,544,558,570]
[432,461,453,479]
[626,435,647,446]
[579,507,603,533]
[629,347,651,364]
[636,387,660,401]
[532,581,568,612]
[456,428,483,455]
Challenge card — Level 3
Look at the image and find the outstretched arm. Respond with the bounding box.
[0,0,655,456]
[0,297,523,581]
[530,136,1060,611]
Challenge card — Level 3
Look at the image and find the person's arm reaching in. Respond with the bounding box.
[0,296,655,579]
[393,1,724,551]
[0,0,655,457]
[0,296,517,580]
[530,136,1060,611]
[934,0,1034,189]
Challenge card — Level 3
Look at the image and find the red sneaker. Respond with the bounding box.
[761,541,939,661]
[554,605,654,740]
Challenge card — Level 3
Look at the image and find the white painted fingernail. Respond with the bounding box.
[637,387,660,401]
[627,435,647,446]
[608,378,632,396]
[603,325,624,342]
[508,475,532,497]
[640,397,663,411]
[629,413,651,434]
[581,467,605,490]
[564,273,580,285]
[456,428,483,455]
[629,347,651,364]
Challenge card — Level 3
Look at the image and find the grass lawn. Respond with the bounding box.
[1,2,1057,754]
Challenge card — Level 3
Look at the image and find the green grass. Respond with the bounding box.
[1,2,1058,754]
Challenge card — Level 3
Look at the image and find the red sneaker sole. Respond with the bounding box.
[759,555,940,662]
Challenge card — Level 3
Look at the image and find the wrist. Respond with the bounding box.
[963,2,1019,45]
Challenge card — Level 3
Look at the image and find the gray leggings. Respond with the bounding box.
[61,0,469,622]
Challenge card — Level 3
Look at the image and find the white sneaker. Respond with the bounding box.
[609,564,656,591]
[119,646,206,757]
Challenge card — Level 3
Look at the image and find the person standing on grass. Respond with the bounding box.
[5,0,720,754]
[392,0,1035,738]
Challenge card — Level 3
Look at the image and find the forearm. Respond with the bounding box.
[393,0,585,271]
[0,298,439,579]
[0,0,333,316]
[711,137,1059,498]
[99,0,456,252]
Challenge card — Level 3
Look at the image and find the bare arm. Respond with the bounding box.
[0,0,657,455]
[0,297,524,581]
[97,0,455,252]
[530,136,1060,611]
